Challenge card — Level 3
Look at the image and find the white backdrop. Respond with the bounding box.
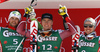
[0,0,100,9]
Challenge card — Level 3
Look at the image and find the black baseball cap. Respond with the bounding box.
[41,13,53,20]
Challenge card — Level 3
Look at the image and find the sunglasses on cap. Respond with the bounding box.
[84,24,94,28]
[40,30,52,37]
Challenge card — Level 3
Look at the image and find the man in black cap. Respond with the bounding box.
[17,5,76,52]
[41,13,53,31]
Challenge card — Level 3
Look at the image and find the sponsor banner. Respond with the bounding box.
[0,9,100,52]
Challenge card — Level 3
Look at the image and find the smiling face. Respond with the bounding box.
[42,18,53,31]
[84,21,94,34]
[9,16,19,28]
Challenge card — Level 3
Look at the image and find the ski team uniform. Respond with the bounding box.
[16,15,76,52]
[37,30,62,52]
[0,27,24,52]
[78,33,100,52]
[36,17,76,52]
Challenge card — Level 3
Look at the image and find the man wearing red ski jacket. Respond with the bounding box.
[17,5,76,52]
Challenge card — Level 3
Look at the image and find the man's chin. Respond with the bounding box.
[11,24,17,27]
[86,32,91,35]
[44,28,51,31]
